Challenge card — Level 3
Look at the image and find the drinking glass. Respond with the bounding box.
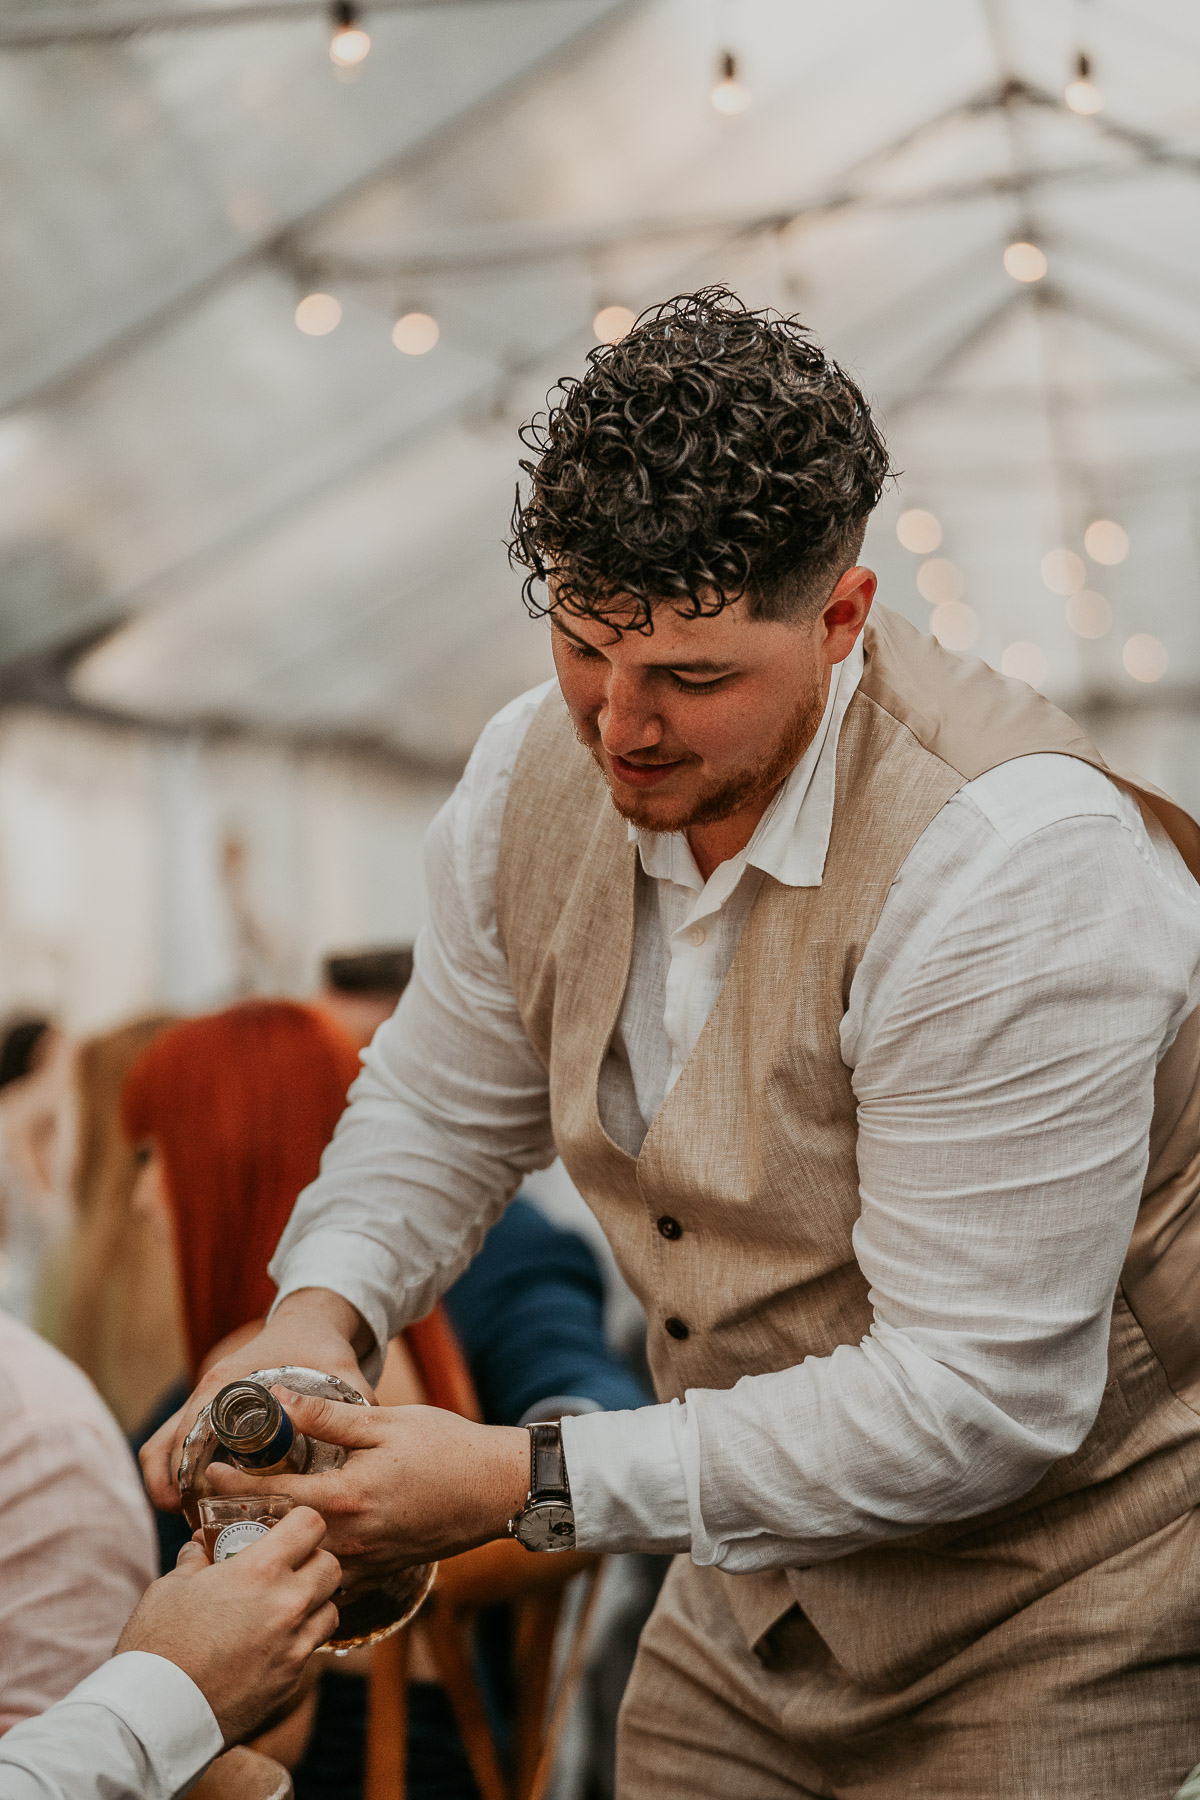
[197,1494,295,1563]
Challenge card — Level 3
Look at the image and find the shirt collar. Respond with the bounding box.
[632,631,865,893]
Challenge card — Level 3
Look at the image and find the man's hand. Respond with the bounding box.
[115,1506,341,1745]
[203,1388,530,1589]
[140,1289,376,1513]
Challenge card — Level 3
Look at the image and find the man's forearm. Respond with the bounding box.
[0,1655,221,1800]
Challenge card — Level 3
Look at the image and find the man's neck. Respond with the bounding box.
[686,795,777,884]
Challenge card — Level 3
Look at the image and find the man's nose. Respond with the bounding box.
[599,672,663,756]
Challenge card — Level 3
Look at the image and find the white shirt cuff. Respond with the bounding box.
[72,1653,222,1788]
[560,1403,692,1555]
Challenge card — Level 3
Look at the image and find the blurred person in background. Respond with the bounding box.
[0,1496,340,1800]
[0,1015,71,1328]
[0,1305,157,1732]
[125,983,647,1795]
[316,944,412,1052]
[149,288,1200,1800]
[53,1015,185,1436]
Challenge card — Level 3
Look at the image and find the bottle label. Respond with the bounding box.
[213,1520,271,1561]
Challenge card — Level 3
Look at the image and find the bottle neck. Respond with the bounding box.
[210,1379,300,1471]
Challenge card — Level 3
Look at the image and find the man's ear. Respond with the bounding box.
[821,566,876,662]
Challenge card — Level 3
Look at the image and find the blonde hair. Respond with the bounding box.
[57,1015,187,1433]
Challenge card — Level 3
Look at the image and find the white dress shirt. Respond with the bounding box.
[272,634,1200,1571]
[0,1312,158,1728]
[0,1653,221,1799]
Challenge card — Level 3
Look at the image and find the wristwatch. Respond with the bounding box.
[507,1421,576,1551]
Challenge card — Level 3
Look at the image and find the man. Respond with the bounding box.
[316,946,414,1052]
[0,1503,339,1798]
[0,1309,157,1728]
[146,288,1200,1797]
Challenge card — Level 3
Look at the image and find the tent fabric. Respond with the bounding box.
[0,0,1195,771]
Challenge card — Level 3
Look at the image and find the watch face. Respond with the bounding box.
[515,1500,576,1552]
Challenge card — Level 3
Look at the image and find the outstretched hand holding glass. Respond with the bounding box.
[117,1504,341,1746]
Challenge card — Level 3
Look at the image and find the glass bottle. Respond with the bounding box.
[178,1364,435,1652]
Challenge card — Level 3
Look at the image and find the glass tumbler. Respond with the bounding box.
[198,1494,295,1563]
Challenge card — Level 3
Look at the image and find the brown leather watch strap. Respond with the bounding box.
[528,1421,571,1502]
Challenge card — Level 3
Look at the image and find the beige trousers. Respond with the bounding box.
[617,1511,1200,1799]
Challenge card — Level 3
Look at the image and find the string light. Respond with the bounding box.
[1084,518,1129,565]
[1066,590,1112,639]
[329,1,370,67]
[1065,51,1104,115]
[1004,241,1048,283]
[1123,633,1167,683]
[711,51,750,115]
[391,311,439,354]
[916,558,964,606]
[896,508,942,554]
[1001,641,1049,689]
[593,304,636,344]
[1041,548,1086,595]
[930,601,980,653]
[294,292,342,335]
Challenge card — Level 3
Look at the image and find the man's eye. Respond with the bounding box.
[564,639,602,660]
[669,673,728,693]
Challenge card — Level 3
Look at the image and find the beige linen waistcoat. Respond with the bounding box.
[494,605,1200,1691]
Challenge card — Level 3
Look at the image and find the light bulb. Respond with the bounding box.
[1004,241,1048,283]
[295,292,342,336]
[1122,633,1167,683]
[391,311,439,355]
[916,558,964,606]
[593,304,636,344]
[896,508,942,554]
[711,50,750,115]
[1040,548,1086,595]
[1084,518,1128,565]
[1066,590,1112,639]
[1065,51,1103,115]
[330,2,370,66]
[930,602,980,654]
[1001,641,1048,689]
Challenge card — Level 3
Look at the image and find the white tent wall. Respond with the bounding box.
[0,707,450,1032]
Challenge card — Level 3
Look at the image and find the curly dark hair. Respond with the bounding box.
[508,286,890,629]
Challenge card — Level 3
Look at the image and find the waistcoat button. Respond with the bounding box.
[656,1215,682,1240]
[664,1316,690,1340]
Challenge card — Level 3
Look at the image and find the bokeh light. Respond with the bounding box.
[1001,641,1049,688]
[916,557,963,605]
[330,23,371,66]
[896,508,942,554]
[391,311,440,355]
[1003,241,1048,283]
[294,292,342,336]
[1041,548,1086,595]
[593,304,637,344]
[1122,633,1168,683]
[711,51,750,114]
[1065,76,1104,114]
[930,601,980,653]
[1065,590,1112,639]
[1084,519,1129,565]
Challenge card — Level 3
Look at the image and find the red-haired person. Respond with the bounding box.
[121,999,471,1782]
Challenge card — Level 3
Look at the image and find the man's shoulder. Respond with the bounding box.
[0,1309,115,1433]
[956,753,1134,850]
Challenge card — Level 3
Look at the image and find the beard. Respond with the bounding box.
[579,685,827,835]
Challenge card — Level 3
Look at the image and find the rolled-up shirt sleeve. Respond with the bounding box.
[0,1652,221,1800]
[561,769,1200,1567]
[270,685,558,1361]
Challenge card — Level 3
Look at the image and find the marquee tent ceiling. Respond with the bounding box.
[0,0,1198,771]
